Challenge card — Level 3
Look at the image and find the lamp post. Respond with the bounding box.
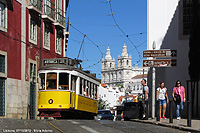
[152,41,156,118]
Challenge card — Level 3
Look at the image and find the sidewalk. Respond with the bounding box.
[131,118,200,132]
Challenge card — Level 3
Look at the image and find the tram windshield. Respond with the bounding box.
[59,73,69,90]
[47,73,57,89]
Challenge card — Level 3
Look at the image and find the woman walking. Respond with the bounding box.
[172,80,186,120]
[156,82,169,119]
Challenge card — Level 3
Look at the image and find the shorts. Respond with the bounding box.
[159,99,166,105]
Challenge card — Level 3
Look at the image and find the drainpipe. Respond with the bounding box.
[40,14,42,67]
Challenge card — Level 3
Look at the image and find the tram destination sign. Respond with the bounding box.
[143,49,177,58]
[143,59,177,67]
[42,58,74,66]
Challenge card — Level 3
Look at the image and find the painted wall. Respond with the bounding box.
[0,1,21,80]
[147,0,192,117]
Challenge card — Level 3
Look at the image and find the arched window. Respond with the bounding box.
[127,60,129,65]
[110,63,112,67]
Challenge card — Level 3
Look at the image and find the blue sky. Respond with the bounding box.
[66,0,147,79]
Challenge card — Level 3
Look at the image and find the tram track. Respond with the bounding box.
[18,119,64,133]
[47,120,65,133]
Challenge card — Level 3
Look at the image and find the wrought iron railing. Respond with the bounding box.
[29,0,42,11]
[43,0,55,20]
[55,8,65,26]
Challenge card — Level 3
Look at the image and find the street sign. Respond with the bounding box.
[143,59,177,67]
[143,49,177,58]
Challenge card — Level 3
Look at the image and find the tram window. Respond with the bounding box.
[71,76,77,91]
[91,83,94,98]
[59,73,69,90]
[84,80,89,97]
[47,73,57,89]
[88,81,91,97]
[79,78,83,94]
[95,85,97,99]
[82,79,86,96]
[39,73,45,90]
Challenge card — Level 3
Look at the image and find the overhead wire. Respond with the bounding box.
[108,0,143,64]
[68,38,81,43]
[128,40,147,53]
[70,22,115,27]
[74,0,108,3]
[68,0,146,70]
[69,23,104,57]
[77,34,86,59]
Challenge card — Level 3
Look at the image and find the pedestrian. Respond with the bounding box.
[156,81,169,119]
[141,79,149,119]
[172,80,186,120]
[121,111,124,121]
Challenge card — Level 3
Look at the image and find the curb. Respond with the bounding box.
[131,119,200,132]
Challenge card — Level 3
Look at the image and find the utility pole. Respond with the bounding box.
[152,41,156,118]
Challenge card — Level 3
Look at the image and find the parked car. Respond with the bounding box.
[96,110,114,120]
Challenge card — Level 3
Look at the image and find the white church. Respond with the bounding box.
[101,44,147,89]
[99,44,148,108]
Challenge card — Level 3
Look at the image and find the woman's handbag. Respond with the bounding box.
[174,89,181,104]
[175,94,181,103]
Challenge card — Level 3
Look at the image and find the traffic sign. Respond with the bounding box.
[143,59,177,67]
[143,50,177,58]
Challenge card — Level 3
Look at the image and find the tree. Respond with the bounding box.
[98,97,109,110]
[188,0,200,81]
[117,83,124,88]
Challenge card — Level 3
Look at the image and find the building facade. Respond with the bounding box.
[99,83,124,108]
[148,0,199,117]
[0,0,69,119]
[101,44,147,87]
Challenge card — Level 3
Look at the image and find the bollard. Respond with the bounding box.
[169,100,173,123]
[187,100,191,127]
[144,101,148,120]
[156,100,160,121]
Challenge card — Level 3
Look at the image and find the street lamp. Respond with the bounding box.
[152,41,156,118]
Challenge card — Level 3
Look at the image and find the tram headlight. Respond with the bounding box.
[48,99,53,104]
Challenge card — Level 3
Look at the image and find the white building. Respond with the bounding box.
[101,44,148,88]
[148,0,199,117]
[98,84,125,108]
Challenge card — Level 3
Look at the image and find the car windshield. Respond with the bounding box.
[98,111,111,115]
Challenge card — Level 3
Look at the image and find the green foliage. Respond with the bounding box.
[98,97,109,110]
[117,84,124,88]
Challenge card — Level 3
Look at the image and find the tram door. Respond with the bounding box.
[29,63,36,119]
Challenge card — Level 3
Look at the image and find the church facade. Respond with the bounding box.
[101,44,147,88]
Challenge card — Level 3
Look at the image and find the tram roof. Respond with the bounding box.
[39,64,100,82]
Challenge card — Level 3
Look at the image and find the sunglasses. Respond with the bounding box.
[177,83,180,84]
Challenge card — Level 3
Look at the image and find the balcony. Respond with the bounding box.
[27,0,42,14]
[42,1,55,23]
[53,9,65,29]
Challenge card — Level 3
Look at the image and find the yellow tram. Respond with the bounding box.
[38,58,99,119]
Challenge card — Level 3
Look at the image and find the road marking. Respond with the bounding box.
[80,125,100,133]
[70,121,80,124]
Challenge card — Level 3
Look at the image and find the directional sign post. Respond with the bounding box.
[143,48,177,119]
[143,59,177,67]
[143,49,177,58]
